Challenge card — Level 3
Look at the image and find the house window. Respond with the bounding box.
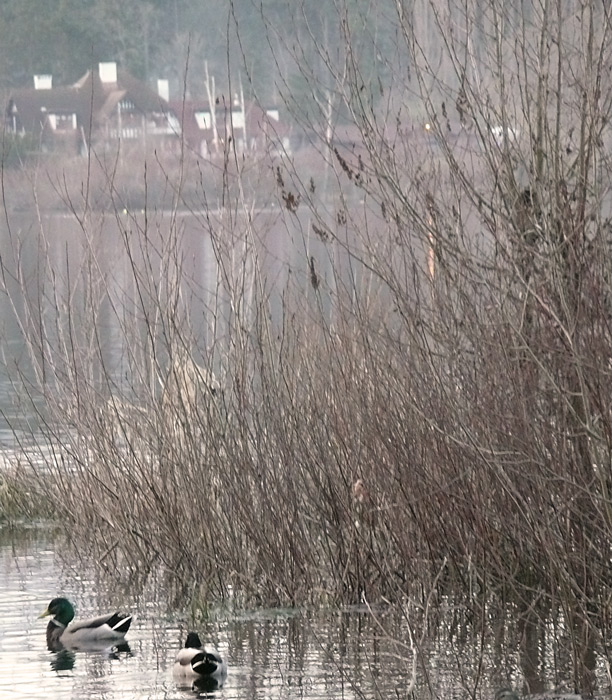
[195,111,211,130]
[119,99,135,111]
[230,111,245,129]
[168,114,180,133]
[48,113,77,131]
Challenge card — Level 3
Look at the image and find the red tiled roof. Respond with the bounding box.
[7,66,171,138]
[168,98,289,150]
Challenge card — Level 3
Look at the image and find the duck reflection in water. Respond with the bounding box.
[174,675,224,694]
[48,640,132,673]
[50,648,76,672]
[495,689,583,700]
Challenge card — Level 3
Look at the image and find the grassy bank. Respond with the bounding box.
[0,460,54,525]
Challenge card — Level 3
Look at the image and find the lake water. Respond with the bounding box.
[0,527,447,700]
[2,527,609,700]
[0,206,372,442]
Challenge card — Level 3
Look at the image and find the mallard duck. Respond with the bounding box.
[39,597,132,651]
[495,689,582,700]
[173,632,227,684]
[495,691,520,700]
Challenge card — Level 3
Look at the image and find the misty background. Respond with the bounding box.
[0,1,397,114]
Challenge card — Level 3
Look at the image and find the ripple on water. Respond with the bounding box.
[0,530,418,700]
[1,528,601,700]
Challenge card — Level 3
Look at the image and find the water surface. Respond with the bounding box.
[2,527,611,699]
[0,528,421,700]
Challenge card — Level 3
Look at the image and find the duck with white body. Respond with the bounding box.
[173,632,227,690]
[39,597,132,652]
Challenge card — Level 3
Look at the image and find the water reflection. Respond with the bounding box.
[47,641,131,672]
[49,648,75,672]
[175,674,224,694]
[0,527,609,699]
[0,528,418,700]
[0,207,366,441]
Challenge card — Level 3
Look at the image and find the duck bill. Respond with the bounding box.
[38,607,51,618]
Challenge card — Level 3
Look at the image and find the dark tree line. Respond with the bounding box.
[0,0,394,106]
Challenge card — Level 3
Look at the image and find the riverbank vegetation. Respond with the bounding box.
[0,463,51,524]
[2,0,612,694]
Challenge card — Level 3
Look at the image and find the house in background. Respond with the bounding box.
[170,96,291,158]
[6,62,180,155]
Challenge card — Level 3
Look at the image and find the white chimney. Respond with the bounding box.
[99,62,118,84]
[157,79,169,101]
[34,75,53,90]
